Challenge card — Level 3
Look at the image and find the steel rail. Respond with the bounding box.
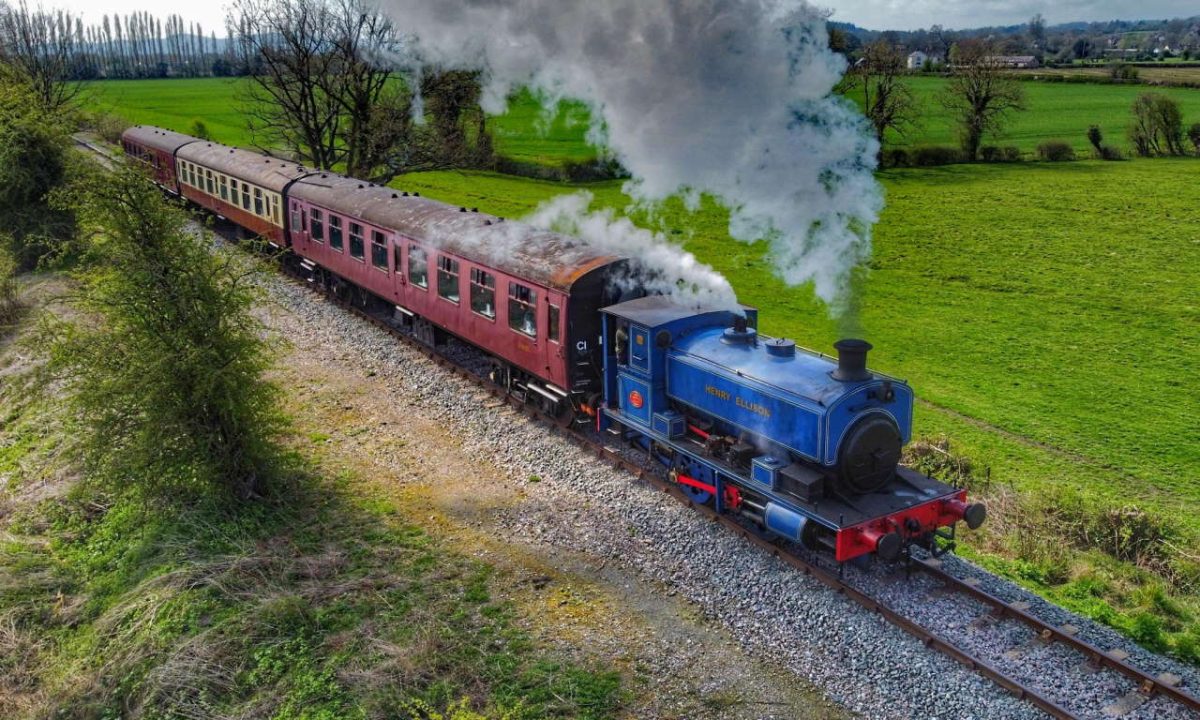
[75,137,1200,720]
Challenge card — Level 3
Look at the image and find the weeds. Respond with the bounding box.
[911,436,1200,664]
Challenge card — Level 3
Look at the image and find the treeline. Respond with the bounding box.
[0,1,235,80]
[833,14,1200,64]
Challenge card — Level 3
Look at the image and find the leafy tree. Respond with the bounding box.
[0,65,71,268]
[939,39,1026,161]
[1073,38,1094,61]
[1129,93,1186,157]
[46,164,283,500]
[840,39,918,157]
[1087,125,1103,155]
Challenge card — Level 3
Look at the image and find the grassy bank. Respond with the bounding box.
[0,279,623,719]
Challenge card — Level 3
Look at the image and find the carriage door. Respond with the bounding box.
[289,200,308,250]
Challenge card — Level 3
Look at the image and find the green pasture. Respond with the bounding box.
[83,78,597,166]
[890,76,1200,154]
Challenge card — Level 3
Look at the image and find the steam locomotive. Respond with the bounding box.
[121,125,985,563]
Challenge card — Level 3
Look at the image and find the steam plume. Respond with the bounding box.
[380,0,881,311]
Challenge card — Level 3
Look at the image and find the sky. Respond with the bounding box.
[42,0,1200,36]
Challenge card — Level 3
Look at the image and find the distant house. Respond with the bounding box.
[986,55,1041,69]
[907,51,928,70]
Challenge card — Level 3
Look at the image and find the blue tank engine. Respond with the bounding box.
[599,296,985,562]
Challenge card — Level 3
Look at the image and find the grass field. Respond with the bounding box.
[82,76,1200,657]
[1020,65,1200,87]
[890,76,1200,153]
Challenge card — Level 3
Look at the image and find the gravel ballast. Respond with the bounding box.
[247,246,1197,720]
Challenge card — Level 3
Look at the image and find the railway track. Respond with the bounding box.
[76,137,1200,720]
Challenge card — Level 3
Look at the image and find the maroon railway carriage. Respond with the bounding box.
[174,142,311,247]
[286,171,629,409]
[120,126,198,191]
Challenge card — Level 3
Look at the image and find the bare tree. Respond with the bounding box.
[0,0,80,111]
[229,0,492,182]
[840,39,917,158]
[940,40,1025,161]
[1129,93,1186,157]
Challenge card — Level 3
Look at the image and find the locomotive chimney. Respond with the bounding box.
[832,339,873,382]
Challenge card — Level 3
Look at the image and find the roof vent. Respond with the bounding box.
[401,191,409,197]
[321,174,327,179]
[471,207,478,213]
[391,193,398,199]
[484,220,493,226]
[357,184,364,189]
[459,207,467,212]
[413,192,420,197]
[831,339,873,382]
[765,338,796,358]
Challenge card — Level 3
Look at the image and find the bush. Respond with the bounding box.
[1189,123,1200,155]
[1098,145,1124,161]
[0,244,19,326]
[1130,93,1187,156]
[78,110,129,145]
[45,165,284,500]
[911,145,963,166]
[979,145,1022,162]
[881,147,910,167]
[1036,140,1076,161]
[1109,62,1140,81]
[189,119,212,141]
[1087,125,1103,154]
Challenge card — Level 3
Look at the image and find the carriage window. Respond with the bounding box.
[371,231,388,272]
[253,188,264,216]
[548,305,560,343]
[272,197,281,224]
[437,256,460,303]
[329,215,343,251]
[349,223,365,260]
[205,170,214,195]
[310,209,324,242]
[219,175,228,201]
[409,246,428,288]
[393,242,403,276]
[290,204,301,230]
[470,268,495,319]
[241,183,251,210]
[508,283,537,338]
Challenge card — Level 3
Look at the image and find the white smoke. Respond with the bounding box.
[379,0,881,311]
[525,192,739,311]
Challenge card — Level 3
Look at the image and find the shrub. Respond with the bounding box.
[1036,140,1076,161]
[1109,62,1140,81]
[1087,125,1103,154]
[1129,93,1186,156]
[979,145,1022,163]
[911,145,963,166]
[0,244,19,326]
[1098,145,1124,161]
[45,165,284,500]
[78,110,129,145]
[1189,123,1200,155]
[189,119,212,141]
[882,147,910,167]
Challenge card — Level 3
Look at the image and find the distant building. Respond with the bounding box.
[986,55,1041,69]
[906,51,928,70]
